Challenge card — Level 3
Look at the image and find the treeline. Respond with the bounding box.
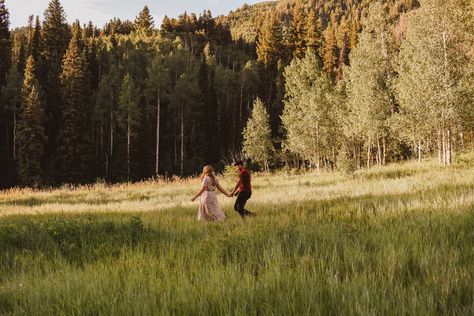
[0,1,263,187]
[0,0,473,188]
[242,0,474,172]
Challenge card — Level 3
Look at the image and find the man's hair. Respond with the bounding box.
[234,160,244,167]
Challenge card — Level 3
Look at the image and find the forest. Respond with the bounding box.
[0,0,473,188]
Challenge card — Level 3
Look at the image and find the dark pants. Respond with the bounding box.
[234,191,254,217]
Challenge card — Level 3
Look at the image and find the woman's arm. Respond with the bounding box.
[191,187,206,202]
[216,183,232,197]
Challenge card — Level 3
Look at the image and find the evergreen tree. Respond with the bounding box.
[243,98,274,171]
[95,64,121,179]
[305,9,322,56]
[169,74,201,176]
[147,56,170,176]
[41,0,70,179]
[322,24,338,79]
[118,74,141,181]
[257,12,283,68]
[57,26,92,183]
[17,85,47,187]
[0,0,10,87]
[27,16,41,66]
[291,2,306,59]
[198,55,219,164]
[134,5,154,34]
[1,65,23,161]
[161,15,173,32]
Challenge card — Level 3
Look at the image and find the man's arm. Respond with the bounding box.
[231,178,241,196]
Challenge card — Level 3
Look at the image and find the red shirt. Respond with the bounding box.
[238,168,252,193]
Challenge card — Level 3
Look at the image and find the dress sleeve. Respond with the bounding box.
[202,176,209,189]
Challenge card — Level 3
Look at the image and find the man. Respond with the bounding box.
[231,160,256,218]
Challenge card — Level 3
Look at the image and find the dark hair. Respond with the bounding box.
[234,160,244,166]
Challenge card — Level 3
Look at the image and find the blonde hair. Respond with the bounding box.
[200,165,216,186]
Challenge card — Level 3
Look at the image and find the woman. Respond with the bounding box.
[191,165,232,222]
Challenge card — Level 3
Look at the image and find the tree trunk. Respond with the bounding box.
[376,135,381,167]
[447,128,452,165]
[438,129,442,164]
[127,112,131,181]
[382,137,386,165]
[180,105,184,177]
[217,94,221,155]
[155,89,160,176]
[13,109,16,161]
[418,140,422,163]
[100,122,104,175]
[367,139,371,169]
[110,94,114,177]
[267,71,274,109]
[442,129,447,166]
[239,84,243,130]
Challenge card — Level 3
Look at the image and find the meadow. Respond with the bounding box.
[0,153,474,315]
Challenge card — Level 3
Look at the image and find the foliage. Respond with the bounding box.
[242,98,274,170]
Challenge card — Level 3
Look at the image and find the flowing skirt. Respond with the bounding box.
[198,191,226,222]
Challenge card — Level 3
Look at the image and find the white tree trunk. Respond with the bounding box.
[180,105,184,177]
[155,89,160,176]
[127,112,131,181]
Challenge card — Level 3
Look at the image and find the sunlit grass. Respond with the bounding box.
[0,153,473,314]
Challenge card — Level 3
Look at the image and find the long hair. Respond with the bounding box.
[200,165,216,186]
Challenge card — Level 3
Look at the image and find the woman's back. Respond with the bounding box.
[202,176,217,191]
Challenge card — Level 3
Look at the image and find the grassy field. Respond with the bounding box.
[1,153,474,315]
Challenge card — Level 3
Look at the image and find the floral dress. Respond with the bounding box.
[198,176,226,222]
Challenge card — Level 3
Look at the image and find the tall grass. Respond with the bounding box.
[0,155,473,315]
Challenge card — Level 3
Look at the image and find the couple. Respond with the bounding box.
[191,161,255,221]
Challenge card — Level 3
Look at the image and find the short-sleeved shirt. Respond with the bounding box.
[238,168,252,193]
[202,176,218,191]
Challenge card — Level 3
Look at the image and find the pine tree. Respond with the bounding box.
[256,12,283,68]
[57,26,93,183]
[41,0,70,180]
[169,74,201,176]
[198,55,219,164]
[305,9,322,56]
[161,15,173,32]
[17,85,47,187]
[118,74,141,181]
[0,0,10,87]
[134,5,154,34]
[147,56,170,176]
[291,2,306,59]
[243,98,274,171]
[27,16,41,66]
[322,24,338,79]
[95,64,121,179]
[1,65,23,161]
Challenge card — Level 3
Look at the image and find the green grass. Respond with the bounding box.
[1,155,474,315]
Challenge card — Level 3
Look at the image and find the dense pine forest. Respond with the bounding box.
[0,0,473,188]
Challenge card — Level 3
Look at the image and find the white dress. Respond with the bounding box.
[198,176,226,222]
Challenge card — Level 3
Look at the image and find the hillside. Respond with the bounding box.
[220,0,418,43]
